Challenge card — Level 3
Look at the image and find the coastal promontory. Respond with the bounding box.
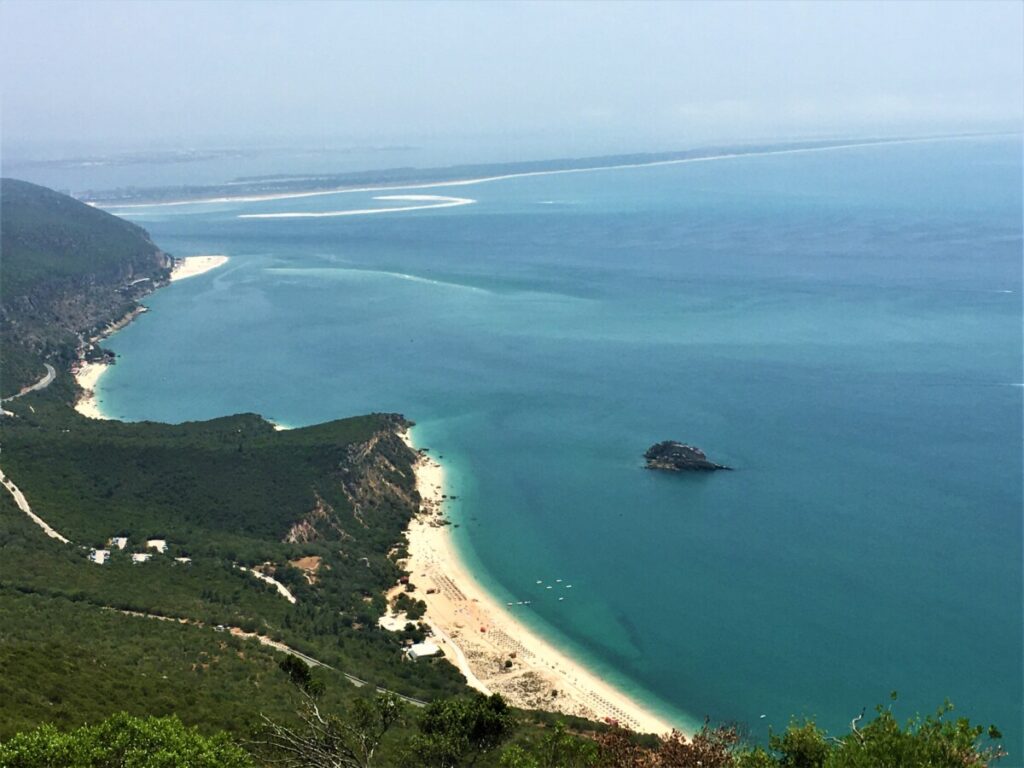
[644,441,731,471]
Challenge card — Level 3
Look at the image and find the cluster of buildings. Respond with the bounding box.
[87,536,191,566]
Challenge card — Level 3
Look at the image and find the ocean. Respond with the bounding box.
[89,137,1022,752]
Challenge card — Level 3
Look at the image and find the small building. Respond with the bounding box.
[407,642,441,660]
[146,539,167,553]
[89,549,110,565]
[174,557,192,565]
[378,613,410,632]
[131,553,152,564]
[110,537,128,550]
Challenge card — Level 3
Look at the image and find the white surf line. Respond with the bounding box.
[96,134,1006,211]
[0,467,71,544]
[236,565,298,604]
[265,265,490,294]
[237,194,475,219]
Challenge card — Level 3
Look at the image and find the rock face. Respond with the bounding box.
[644,441,731,471]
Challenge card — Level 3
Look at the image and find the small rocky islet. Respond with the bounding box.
[644,441,731,472]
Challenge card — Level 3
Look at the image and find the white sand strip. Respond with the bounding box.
[238,194,475,220]
[170,254,230,281]
[399,430,675,735]
[73,361,111,420]
[0,468,71,544]
[96,134,994,211]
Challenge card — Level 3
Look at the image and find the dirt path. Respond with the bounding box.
[0,467,71,543]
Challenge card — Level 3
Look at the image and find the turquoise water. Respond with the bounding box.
[97,138,1022,752]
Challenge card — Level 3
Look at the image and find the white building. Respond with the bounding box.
[131,553,152,563]
[174,557,192,565]
[110,537,128,550]
[407,642,441,660]
[146,539,168,553]
[89,549,110,565]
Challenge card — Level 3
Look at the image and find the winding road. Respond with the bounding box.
[1,363,56,403]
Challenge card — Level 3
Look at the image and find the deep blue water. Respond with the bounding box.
[95,138,1022,754]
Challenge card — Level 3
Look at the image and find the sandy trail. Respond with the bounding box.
[0,467,71,543]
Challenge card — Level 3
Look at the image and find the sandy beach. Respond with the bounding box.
[398,431,676,735]
[73,360,110,419]
[170,254,229,281]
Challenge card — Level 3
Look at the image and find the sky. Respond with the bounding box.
[1,0,1022,159]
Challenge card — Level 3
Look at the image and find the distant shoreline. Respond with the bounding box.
[399,429,679,735]
[72,255,230,419]
[87,132,1011,210]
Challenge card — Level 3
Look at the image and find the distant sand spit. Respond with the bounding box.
[238,194,475,219]
[170,254,230,281]
[399,430,676,736]
[95,134,994,211]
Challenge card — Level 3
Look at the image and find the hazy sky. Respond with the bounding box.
[1,0,1021,155]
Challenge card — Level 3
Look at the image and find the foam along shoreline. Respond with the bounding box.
[170,254,230,281]
[237,194,475,219]
[95,134,992,211]
[398,430,676,736]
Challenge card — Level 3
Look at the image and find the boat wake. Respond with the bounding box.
[238,194,475,219]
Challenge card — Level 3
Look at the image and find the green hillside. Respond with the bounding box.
[0,180,466,737]
[0,178,170,396]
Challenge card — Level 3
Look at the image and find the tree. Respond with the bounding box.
[769,719,829,768]
[255,691,404,768]
[500,723,598,768]
[0,712,254,768]
[406,693,514,768]
[657,722,741,768]
[825,701,1006,768]
[278,655,325,697]
[755,698,1007,768]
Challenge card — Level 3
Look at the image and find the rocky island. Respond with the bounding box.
[644,441,731,471]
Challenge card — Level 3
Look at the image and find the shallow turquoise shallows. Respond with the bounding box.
[98,138,1022,753]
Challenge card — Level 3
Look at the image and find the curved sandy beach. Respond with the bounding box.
[73,360,111,419]
[399,431,676,736]
[74,255,230,418]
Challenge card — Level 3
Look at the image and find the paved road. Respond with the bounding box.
[2,363,56,402]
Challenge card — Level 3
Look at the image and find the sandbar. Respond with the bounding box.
[398,430,676,735]
[170,254,229,281]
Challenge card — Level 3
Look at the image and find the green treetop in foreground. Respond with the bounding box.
[0,694,1007,768]
[0,712,254,768]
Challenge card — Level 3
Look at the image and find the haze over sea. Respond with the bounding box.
[83,137,1021,751]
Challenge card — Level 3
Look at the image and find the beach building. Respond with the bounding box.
[89,549,109,564]
[109,536,128,550]
[131,553,152,563]
[407,642,441,660]
[146,539,167,553]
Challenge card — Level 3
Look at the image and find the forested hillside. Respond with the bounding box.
[0,180,466,739]
[0,178,171,396]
